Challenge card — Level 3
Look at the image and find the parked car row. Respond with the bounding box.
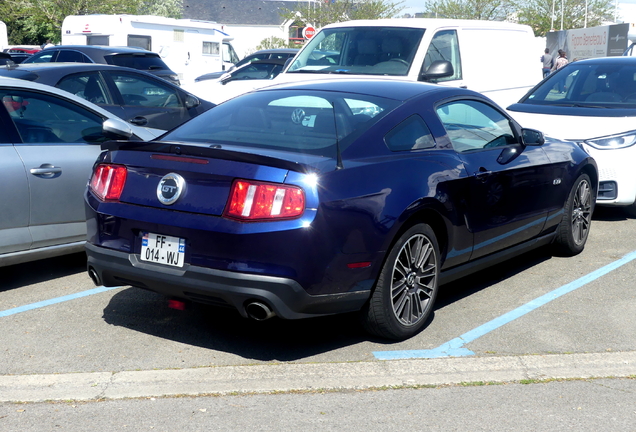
[3,34,635,341]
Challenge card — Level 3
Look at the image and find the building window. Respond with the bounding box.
[174,29,184,43]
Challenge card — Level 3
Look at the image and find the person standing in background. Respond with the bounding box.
[552,49,569,72]
[541,48,553,78]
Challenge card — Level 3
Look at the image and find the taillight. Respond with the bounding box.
[224,179,305,221]
[89,164,127,201]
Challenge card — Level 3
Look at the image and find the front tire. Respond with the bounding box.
[554,173,594,256]
[362,223,440,340]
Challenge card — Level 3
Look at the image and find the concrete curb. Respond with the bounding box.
[1,351,635,403]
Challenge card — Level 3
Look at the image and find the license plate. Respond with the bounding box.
[140,232,185,267]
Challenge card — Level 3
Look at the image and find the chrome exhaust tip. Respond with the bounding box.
[245,301,276,321]
[88,267,101,286]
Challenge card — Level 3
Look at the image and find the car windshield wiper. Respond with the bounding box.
[289,69,352,74]
[550,103,614,109]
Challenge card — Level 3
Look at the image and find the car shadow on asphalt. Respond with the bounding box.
[592,206,632,222]
[100,248,554,360]
[102,287,372,361]
[98,207,632,360]
[0,252,87,292]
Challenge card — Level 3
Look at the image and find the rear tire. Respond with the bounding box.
[554,173,593,256]
[361,223,440,340]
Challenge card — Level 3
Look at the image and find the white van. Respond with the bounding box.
[61,15,240,85]
[0,21,7,51]
[278,19,542,108]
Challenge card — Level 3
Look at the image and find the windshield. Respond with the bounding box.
[287,26,425,77]
[161,89,399,158]
[522,62,636,107]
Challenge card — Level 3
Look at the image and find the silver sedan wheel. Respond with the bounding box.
[390,233,438,326]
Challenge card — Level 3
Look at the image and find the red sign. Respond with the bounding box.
[302,27,316,40]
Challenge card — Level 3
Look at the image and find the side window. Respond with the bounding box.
[203,41,219,55]
[56,50,87,63]
[423,30,462,82]
[385,115,435,151]
[0,89,106,144]
[128,35,152,51]
[29,51,57,63]
[108,71,183,108]
[56,72,113,105]
[436,100,517,152]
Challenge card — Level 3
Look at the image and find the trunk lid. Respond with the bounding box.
[104,141,329,216]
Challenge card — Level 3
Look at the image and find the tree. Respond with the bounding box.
[423,0,514,21]
[514,0,615,36]
[138,0,183,19]
[256,36,296,51]
[0,0,183,45]
[281,0,405,29]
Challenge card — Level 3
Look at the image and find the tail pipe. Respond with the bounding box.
[88,267,101,286]
[245,301,276,321]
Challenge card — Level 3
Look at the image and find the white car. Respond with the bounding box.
[183,58,287,104]
[507,56,636,215]
[0,76,158,267]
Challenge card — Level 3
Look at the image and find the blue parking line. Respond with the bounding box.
[374,249,636,360]
[0,286,121,318]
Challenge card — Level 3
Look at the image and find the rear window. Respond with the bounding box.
[161,89,399,157]
[105,53,169,71]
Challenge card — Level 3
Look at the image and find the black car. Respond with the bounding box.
[195,48,298,82]
[84,79,597,340]
[23,45,180,86]
[0,52,32,64]
[0,63,214,131]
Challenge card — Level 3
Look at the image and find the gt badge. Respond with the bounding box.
[157,173,186,205]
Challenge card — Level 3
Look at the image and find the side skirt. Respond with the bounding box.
[439,233,555,286]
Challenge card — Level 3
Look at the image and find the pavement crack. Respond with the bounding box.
[95,372,116,400]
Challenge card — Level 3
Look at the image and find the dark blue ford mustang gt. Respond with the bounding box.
[84,79,597,340]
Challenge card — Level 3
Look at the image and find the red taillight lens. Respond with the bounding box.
[89,164,127,201]
[225,180,305,221]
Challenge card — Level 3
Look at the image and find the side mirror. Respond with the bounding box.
[521,128,545,146]
[185,94,200,109]
[103,118,133,140]
[220,72,232,85]
[420,60,454,82]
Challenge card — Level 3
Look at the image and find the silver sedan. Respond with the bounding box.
[0,77,159,267]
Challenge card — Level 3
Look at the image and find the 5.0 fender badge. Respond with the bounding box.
[157,173,186,205]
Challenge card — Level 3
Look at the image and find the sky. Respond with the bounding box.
[399,0,636,22]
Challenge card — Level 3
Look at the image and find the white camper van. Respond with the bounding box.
[61,15,239,85]
[0,21,8,51]
[279,19,542,108]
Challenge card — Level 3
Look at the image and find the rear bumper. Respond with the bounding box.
[85,243,370,320]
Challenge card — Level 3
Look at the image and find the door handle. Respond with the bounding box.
[30,164,62,177]
[474,167,492,181]
[130,116,148,126]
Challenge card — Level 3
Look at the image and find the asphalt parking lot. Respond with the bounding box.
[1,206,636,402]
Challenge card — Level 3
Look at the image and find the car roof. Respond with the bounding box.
[0,62,164,75]
[242,58,289,66]
[262,78,466,101]
[565,56,636,65]
[249,48,299,55]
[40,45,159,55]
[323,18,532,31]
[0,62,176,84]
